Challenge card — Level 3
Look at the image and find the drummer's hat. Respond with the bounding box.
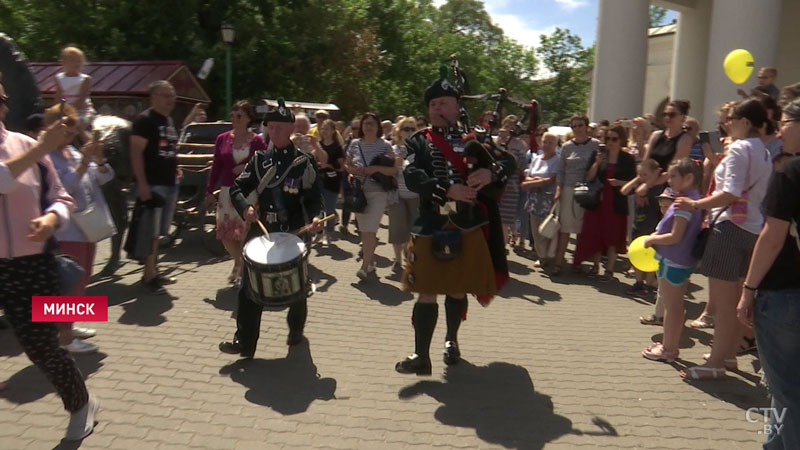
[263,97,295,124]
[424,65,460,106]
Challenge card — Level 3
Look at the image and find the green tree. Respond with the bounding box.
[649,5,669,28]
[533,27,593,125]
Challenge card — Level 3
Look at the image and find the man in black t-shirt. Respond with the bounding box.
[129,80,180,294]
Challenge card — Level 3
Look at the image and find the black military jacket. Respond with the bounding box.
[230,143,324,236]
[403,127,516,235]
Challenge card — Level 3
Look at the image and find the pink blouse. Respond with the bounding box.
[206,131,267,194]
[0,124,75,258]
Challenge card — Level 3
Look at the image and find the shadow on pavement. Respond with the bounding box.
[398,360,594,449]
[117,291,177,327]
[308,265,337,293]
[351,278,414,306]
[2,352,106,406]
[499,277,561,305]
[219,340,336,415]
[0,329,24,357]
[203,287,239,318]
[312,244,354,261]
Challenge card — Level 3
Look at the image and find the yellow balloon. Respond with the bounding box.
[723,49,755,85]
[628,236,659,273]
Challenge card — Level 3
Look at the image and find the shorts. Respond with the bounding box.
[699,220,758,281]
[135,184,178,237]
[354,190,388,233]
[657,259,694,286]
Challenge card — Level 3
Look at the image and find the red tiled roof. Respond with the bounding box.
[29,61,210,102]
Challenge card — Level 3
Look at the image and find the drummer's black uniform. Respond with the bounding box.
[227,143,324,356]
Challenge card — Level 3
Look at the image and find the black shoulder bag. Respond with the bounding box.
[343,143,368,213]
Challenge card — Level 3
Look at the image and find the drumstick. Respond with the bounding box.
[256,219,270,239]
[293,214,337,235]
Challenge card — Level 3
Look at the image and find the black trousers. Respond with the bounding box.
[0,253,89,412]
[234,268,307,355]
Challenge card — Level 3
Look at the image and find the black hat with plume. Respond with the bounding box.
[424,65,460,105]
[263,97,295,124]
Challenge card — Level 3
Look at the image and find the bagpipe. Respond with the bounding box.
[446,54,541,172]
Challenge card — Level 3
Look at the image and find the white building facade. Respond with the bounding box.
[589,0,799,129]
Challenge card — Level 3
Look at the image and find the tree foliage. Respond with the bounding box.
[649,5,669,28]
[533,28,593,125]
[0,0,553,123]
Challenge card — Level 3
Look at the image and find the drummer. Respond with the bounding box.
[219,98,324,358]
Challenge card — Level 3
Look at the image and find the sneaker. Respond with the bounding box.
[338,225,350,235]
[320,234,330,246]
[72,327,96,339]
[63,338,98,354]
[392,260,403,273]
[356,264,375,281]
[65,395,99,441]
[626,282,649,297]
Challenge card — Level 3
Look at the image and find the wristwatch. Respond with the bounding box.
[743,283,757,292]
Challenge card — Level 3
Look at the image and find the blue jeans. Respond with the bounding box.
[754,289,800,450]
[321,188,339,232]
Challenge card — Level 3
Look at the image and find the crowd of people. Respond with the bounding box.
[1,43,799,448]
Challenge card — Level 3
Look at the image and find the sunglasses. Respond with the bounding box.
[606,136,620,142]
[400,127,415,132]
[570,123,585,129]
[758,76,770,80]
[663,112,678,118]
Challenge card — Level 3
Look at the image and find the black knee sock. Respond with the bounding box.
[445,296,467,342]
[413,302,438,358]
[287,299,308,335]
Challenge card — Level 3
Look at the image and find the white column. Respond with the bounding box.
[701,0,783,129]
[589,0,650,121]
[669,0,711,124]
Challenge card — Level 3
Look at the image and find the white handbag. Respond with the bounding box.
[538,202,560,240]
[72,198,116,243]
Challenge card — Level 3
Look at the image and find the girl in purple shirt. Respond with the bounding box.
[641,158,704,362]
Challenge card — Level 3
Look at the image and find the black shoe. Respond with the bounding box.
[286,332,305,346]
[443,341,461,365]
[395,354,432,376]
[142,277,167,295]
[155,273,177,285]
[219,341,253,359]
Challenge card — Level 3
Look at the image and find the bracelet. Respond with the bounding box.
[743,283,757,292]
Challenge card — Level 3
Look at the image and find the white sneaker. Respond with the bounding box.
[65,395,99,440]
[72,327,96,339]
[320,234,330,246]
[63,339,98,354]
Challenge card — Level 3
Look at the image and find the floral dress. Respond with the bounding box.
[216,144,251,240]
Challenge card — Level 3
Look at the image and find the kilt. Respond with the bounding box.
[401,227,496,295]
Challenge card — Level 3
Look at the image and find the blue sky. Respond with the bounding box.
[434,0,677,52]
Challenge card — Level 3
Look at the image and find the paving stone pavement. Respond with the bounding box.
[1,220,769,449]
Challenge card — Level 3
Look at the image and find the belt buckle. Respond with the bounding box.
[266,212,278,223]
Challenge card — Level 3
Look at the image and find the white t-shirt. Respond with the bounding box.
[711,137,772,234]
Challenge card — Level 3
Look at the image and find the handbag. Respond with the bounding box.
[538,202,560,239]
[343,178,367,213]
[691,206,728,261]
[72,199,116,242]
[573,179,602,210]
[431,229,463,261]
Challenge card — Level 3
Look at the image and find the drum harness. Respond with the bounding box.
[254,149,315,232]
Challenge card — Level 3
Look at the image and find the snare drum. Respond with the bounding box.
[243,233,309,310]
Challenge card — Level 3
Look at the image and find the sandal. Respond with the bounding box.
[680,366,727,380]
[599,271,613,282]
[551,265,563,276]
[642,343,678,362]
[702,353,738,370]
[639,314,664,326]
[737,336,757,355]
[688,313,714,329]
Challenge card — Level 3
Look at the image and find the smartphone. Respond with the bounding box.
[707,130,723,154]
[598,143,607,154]
[698,131,709,144]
